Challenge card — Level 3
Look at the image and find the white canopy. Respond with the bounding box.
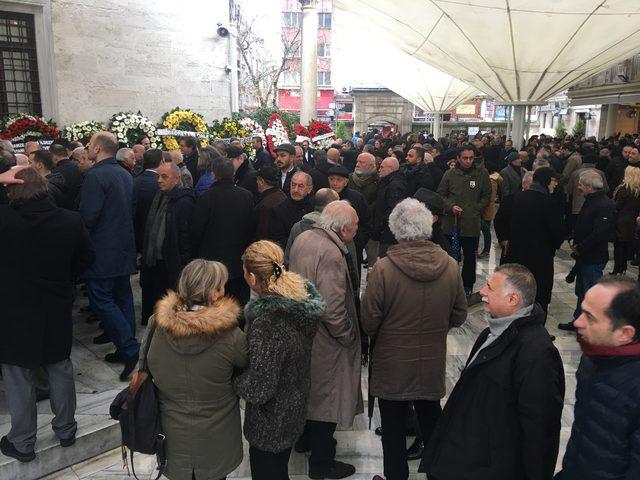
[333,1,640,104]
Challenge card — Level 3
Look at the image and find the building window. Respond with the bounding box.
[282,71,300,86]
[317,43,331,57]
[0,12,41,116]
[317,71,331,86]
[318,13,332,28]
[283,12,301,27]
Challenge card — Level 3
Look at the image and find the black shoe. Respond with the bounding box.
[558,321,576,331]
[374,426,382,436]
[120,354,139,382]
[36,388,50,403]
[309,460,356,479]
[0,436,35,463]
[104,351,126,364]
[406,438,424,460]
[60,436,75,447]
[93,332,111,345]
[294,436,310,453]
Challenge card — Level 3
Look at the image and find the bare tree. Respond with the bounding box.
[236,10,300,109]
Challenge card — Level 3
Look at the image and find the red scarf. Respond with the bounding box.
[578,337,640,357]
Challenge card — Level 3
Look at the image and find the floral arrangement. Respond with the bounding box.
[294,123,310,139]
[308,119,334,139]
[238,117,266,158]
[109,111,160,148]
[160,107,209,150]
[266,113,291,157]
[61,120,104,144]
[1,113,59,141]
[209,118,249,141]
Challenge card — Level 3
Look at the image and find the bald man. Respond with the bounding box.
[349,153,379,206]
[373,157,408,257]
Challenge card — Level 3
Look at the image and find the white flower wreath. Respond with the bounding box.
[108,111,160,148]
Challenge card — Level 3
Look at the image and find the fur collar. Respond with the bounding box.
[245,281,325,324]
[155,291,240,338]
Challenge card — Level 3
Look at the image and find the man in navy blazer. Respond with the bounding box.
[80,132,139,381]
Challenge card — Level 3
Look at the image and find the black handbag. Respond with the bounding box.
[109,321,166,480]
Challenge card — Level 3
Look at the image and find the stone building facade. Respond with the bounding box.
[0,0,233,125]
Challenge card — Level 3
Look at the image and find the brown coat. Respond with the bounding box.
[362,240,467,400]
[254,187,286,240]
[146,293,248,480]
[289,227,364,427]
[483,172,502,220]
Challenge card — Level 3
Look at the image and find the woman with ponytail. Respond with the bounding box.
[234,240,325,479]
[144,259,247,480]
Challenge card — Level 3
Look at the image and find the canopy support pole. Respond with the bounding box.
[511,105,526,150]
[432,113,442,139]
[299,0,319,125]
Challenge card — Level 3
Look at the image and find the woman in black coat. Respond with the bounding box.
[611,166,640,274]
[234,240,324,480]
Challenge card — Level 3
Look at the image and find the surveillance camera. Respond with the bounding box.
[224,64,232,74]
[217,22,230,37]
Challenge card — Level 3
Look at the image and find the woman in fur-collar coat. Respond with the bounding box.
[145,259,248,480]
[234,240,325,480]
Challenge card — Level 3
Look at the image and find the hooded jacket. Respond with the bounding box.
[233,282,325,452]
[146,292,248,480]
[362,240,467,400]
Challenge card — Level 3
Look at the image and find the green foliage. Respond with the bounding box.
[572,118,586,138]
[335,121,349,141]
[555,118,567,139]
[251,107,299,134]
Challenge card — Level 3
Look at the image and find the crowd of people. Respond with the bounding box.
[0,126,639,480]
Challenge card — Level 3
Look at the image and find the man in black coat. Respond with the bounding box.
[557,277,640,480]
[274,143,299,196]
[402,146,436,196]
[133,148,162,252]
[269,171,314,248]
[179,136,200,184]
[49,143,83,209]
[191,156,255,304]
[559,170,615,331]
[605,144,632,193]
[328,164,370,267]
[228,144,259,202]
[0,167,94,462]
[254,166,286,240]
[494,168,565,315]
[29,150,66,207]
[423,264,565,480]
[251,135,273,170]
[373,157,408,257]
[140,163,194,325]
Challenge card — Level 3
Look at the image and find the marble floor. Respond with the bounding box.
[5,234,638,480]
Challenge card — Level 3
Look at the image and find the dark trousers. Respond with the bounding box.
[300,420,337,472]
[140,262,169,325]
[613,240,632,273]
[85,275,139,358]
[574,262,605,319]
[480,219,492,253]
[249,445,292,480]
[379,399,442,480]
[459,236,479,291]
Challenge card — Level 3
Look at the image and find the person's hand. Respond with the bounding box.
[452,205,463,214]
[0,165,28,185]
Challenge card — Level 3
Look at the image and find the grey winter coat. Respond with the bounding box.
[233,282,325,452]
[289,227,364,427]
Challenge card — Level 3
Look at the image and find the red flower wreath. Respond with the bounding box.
[1,114,59,141]
[294,123,310,138]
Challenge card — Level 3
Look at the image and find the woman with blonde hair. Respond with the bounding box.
[233,240,325,480]
[612,165,640,274]
[144,259,247,480]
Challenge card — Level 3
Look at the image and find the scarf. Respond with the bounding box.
[143,191,170,268]
[350,171,376,189]
[578,337,640,357]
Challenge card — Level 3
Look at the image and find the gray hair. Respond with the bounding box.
[292,171,313,187]
[389,198,433,241]
[522,171,534,185]
[579,170,604,190]
[533,158,549,168]
[116,147,133,162]
[71,147,85,161]
[317,200,357,231]
[495,263,537,308]
[0,139,14,153]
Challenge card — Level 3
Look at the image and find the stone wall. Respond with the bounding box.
[351,88,413,134]
[47,0,231,125]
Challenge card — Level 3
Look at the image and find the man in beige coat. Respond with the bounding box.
[362,198,467,480]
[289,200,364,479]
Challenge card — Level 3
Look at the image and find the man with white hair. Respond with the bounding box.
[289,200,363,479]
[168,150,193,189]
[115,147,136,175]
[349,152,378,206]
[424,264,565,480]
[362,198,467,480]
[559,170,615,331]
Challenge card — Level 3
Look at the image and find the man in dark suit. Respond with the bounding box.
[274,143,299,196]
[191,156,255,305]
[228,144,259,202]
[133,149,162,252]
[301,139,315,168]
[251,135,273,170]
[49,143,83,209]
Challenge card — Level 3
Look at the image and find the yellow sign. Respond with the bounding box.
[456,104,476,115]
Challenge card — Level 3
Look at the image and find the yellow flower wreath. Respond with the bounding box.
[162,110,209,150]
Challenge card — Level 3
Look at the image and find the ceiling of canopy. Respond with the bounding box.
[335,13,479,112]
[333,0,640,104]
